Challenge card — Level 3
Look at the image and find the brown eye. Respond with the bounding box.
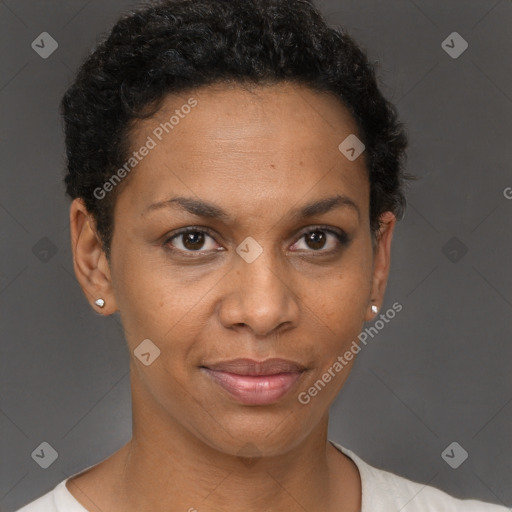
[305,230,327,250]
[165,228,220,253]
[182,231,205,250]
[290,227,350,254]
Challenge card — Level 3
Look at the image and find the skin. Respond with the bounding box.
[68,81,396,512]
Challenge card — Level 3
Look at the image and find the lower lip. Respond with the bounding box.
[202,369,304,405]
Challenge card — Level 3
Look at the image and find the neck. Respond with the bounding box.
[67,376,362,512]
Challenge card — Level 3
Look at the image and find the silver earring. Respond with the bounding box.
[371,304,378,314]
[95,298,105,308]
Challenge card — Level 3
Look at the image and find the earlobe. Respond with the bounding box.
[365,211,396,322]
[70,198,117,315]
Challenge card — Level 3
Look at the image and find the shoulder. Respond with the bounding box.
[14,479,87,512]
[330,441,509,512]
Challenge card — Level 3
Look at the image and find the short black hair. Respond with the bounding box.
[61,0,411,259]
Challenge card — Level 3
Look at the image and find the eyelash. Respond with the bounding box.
[163,225,350,257]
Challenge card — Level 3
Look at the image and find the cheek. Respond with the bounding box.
[111,250,215,354]
[310,254,372,332]
[300,255,373,392]
[110,251,174,342]
[295,260,373,407]
[309,282,367,359]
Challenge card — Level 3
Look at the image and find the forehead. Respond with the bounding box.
[139,81,363,149]
[118,82,369,221]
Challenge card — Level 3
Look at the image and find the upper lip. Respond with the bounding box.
[202,358,306,376]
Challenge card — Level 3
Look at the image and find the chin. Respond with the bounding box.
[190,408,317,459]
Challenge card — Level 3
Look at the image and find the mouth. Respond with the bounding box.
[200,358,307,406]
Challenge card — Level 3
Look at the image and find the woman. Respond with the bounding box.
[17,0,508,510]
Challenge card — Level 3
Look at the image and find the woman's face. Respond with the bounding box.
[74,82,395,457]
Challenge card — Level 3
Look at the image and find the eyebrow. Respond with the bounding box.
[143,194,360,221]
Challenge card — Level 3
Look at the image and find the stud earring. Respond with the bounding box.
[371,304,378,314]
[95,298,105,308]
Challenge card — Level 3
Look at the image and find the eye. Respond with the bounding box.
[165,227,221,253]
[163,225,350,257]
[290,227,349,253]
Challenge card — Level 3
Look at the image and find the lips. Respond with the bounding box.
[204,358,306,375]
[201,358,306,405]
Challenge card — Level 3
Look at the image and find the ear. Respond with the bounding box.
[364,211,396,322]
[69,198,118,315]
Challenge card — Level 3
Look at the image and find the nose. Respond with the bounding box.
[217,248,300,337]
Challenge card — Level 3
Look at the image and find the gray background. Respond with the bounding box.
[1,0,511,510]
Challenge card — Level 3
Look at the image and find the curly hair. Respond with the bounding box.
[61,0,411,259]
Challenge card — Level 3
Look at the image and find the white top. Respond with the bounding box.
[16,441,509,511]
